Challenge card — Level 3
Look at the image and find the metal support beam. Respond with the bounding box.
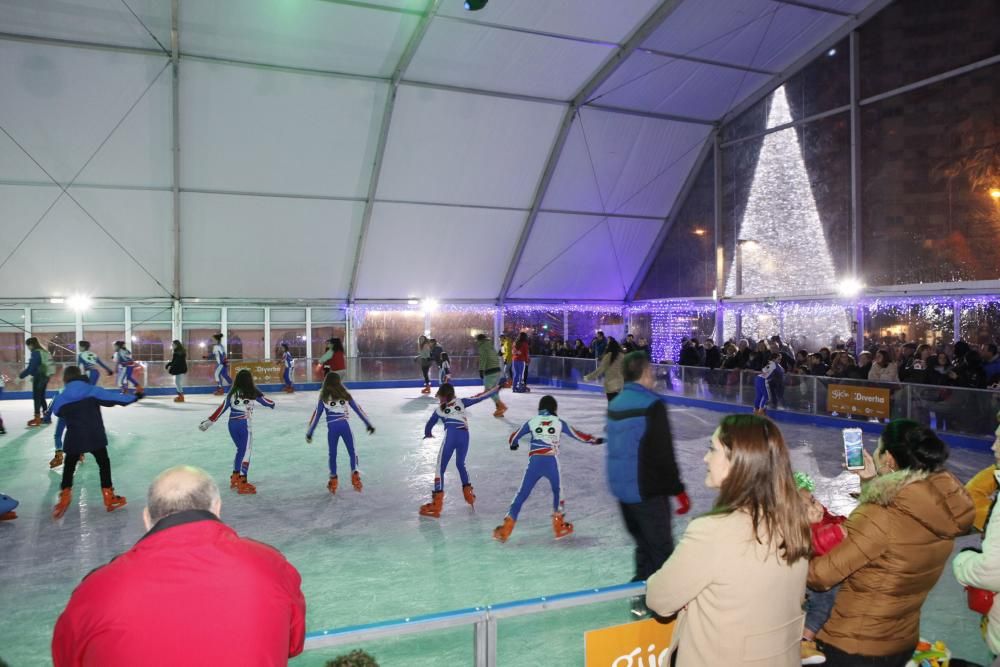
[637,47,779,75]
[772,0,854,16]
[859,52,1000,107]
[499,0,688,304]
[584,103,714,126]
[849,30,861,277]
[718,104,851,148]
[719,0,894,128]
[347,0,443,302]
[170,0,181,299]
[624,129,717,302]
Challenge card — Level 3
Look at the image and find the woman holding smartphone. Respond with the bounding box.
[808,420,974,666]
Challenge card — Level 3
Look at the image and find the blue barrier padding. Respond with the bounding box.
[488,581,645,613]
[305,605,487,640]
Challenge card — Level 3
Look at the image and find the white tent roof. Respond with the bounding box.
[0,0,887,302]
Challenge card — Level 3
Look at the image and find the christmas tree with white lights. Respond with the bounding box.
[724,85,849,349]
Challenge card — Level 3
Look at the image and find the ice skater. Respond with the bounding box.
[0,492,17,520]
[306,372,375,494]
[753,352,784,416]
[439,351,452,385]
[512,332,530,393]
[20,337,55,427]
[166,340,187,403]
[280,342,295,393]
[211,333,232,396]
[50,366,138,519]
[77,340,113,385]
[419,382,500,517]
[113,340,143,394]
[318,337,346,378]
[493,395,603,543]
[199,369,275,495]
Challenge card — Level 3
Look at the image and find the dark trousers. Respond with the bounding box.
[606,392,620,402]
[61,448,112,490]
[619,496,674,582]
[32,374,50,415]
[817,641,914,667]
[420,360,431,384]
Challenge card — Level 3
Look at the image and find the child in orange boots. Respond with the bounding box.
[49,366,141,519]
[419,382,500,517]
[493,395,603,543]
[306,372,375,494]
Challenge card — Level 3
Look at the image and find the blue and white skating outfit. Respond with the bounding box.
[307,395,373,477]
[423,385,500,492]
[505,411,600,519]
[439,358,451,385]
[113,347,140,391]
[282,350,294,388]
[205,391,275,476]
[213,343,233,390]
[753,360,784,411]
[78,350,113,385]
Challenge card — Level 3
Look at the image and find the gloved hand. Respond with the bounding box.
[367,426,376,435]
[306,435,312,444]
[674,491,691,515]
[594,437,605,445]
[510,442,519,451]
[198,419,213,432]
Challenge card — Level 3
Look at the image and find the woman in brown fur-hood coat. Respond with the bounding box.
[808,420,974,665]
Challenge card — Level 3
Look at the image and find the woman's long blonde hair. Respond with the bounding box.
[713,414,811,564]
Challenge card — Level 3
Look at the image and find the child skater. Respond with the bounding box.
[20,337,55,426]
[493,395,603,543]
[794,472,847,665]
[77,340,113,385]
[280,342,295,393]
[165,339,187,403]
[419,382,500,517]
[306,372,375,494]
[50,366,138,519]
[753,352,784,416]
[112,340,143,394]
[439,352,452,385]
[199,369,274,494]
[512,332,530,393]
[211,333,232,396]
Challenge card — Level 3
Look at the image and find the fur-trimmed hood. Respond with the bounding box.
[860,468,974,539]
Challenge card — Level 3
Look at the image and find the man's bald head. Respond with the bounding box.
[145,466,221,528]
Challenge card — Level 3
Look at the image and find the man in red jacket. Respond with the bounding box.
[52,465,305,666]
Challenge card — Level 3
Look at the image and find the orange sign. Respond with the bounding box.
[585,617,675,667]
[827,384,891,419]
[230,361,285,385]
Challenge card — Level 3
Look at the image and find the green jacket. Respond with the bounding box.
[476,339,500,372]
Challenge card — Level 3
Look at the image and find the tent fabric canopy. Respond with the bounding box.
[0,0,882,302]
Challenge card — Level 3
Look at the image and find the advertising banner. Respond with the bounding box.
[827,384,891,419]
[584,617,675,667]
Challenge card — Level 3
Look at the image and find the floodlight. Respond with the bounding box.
[67,294,92,312]
[421,298,439,313]
[836,277,865,298]
[990,188,1000,199]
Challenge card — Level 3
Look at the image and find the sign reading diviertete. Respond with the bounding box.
[229,361,285,386]
[585,617,675,667]
[827,384,891,419]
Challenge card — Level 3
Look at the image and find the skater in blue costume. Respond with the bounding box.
[418,382,500,517]
[493,395,603,542]
[77,340,114,385]
[306,372,374,494]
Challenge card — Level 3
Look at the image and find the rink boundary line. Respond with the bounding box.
[302,581,646,651]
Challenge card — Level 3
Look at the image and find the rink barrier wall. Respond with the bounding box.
[302,580,646,665]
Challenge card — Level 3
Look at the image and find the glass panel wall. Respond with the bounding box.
[429,309,494,357]
[0,309,27,364]
[354,308,423,357]
[226,308,265,361]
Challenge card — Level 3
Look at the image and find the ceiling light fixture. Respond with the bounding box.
[464,0,488,10]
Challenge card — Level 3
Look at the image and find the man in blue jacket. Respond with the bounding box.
[50,366,141,519]
[606,352,690,614]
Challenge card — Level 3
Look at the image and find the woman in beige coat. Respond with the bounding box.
[645,414,811,667]
[583,337,624,401]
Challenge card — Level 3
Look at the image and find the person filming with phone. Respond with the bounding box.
[808,420,974,666]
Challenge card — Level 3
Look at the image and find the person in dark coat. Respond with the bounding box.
[165,339,188,403]
[49,366,141,519]
[605,352,690,616]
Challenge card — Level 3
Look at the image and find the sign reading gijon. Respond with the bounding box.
[827,384,891,419]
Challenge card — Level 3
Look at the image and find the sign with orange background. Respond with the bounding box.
[827,384,891,419]
[230,361,285,385]
[585,618,675,667]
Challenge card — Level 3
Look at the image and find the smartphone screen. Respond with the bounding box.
[843,428,864,470]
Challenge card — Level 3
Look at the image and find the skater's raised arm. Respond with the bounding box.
[92,386,141,408]
[507,421,532,450]
[208,397,231,422]
[423,410,440,438]
[95,355,114,375]
[560,420,603,445]
[460,383,500,408]
[306,398,325,440]
[348,398,374,433]
[255,394,275,409]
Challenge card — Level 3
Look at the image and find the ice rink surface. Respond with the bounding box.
[0,386,993,665]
